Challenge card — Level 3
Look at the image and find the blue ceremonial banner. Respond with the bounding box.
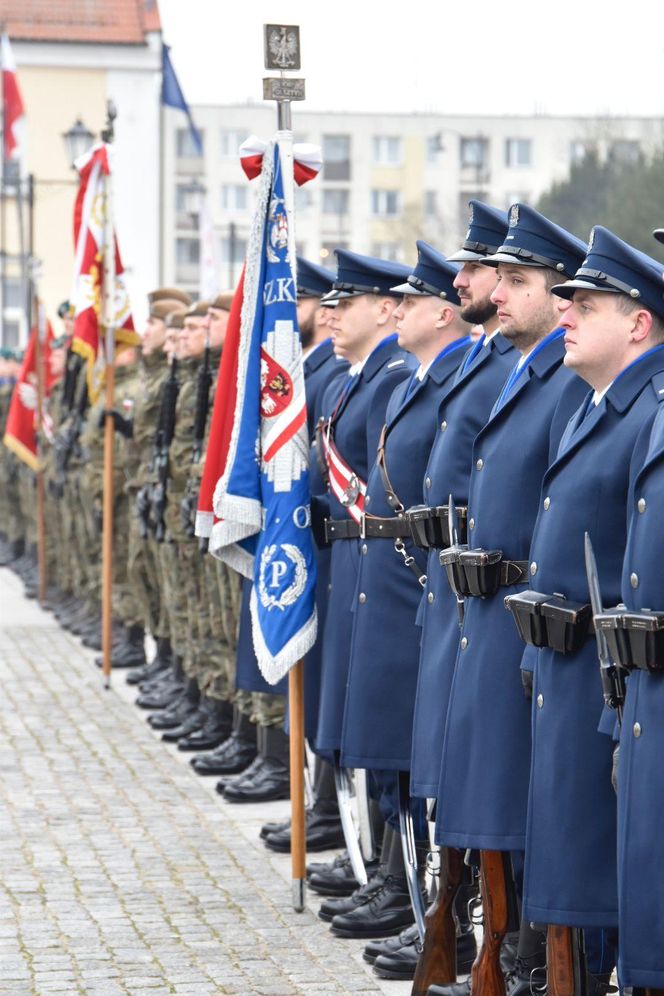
[208,138,317,684]
[161,43,203,156]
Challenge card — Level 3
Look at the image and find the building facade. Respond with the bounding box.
[164,103,664,294]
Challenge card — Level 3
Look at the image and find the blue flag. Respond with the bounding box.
[208,140,317,684]
[161,43,203,156]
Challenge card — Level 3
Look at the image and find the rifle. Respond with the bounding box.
[584,532,625,724]
[180,337,213,541]
[470,850,520,996]
[62,349,82,412]
[150,356,179,542]
[53,378,88,498]
[546,925,586,996]
[411,846,465,995]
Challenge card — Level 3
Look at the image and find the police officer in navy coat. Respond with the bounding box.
[408,202,515,801]
[313,251,416,759]
[328,245,472,956]
[515,227,664,987]
[433,205,588,993]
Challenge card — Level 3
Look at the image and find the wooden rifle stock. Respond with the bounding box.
[470,850,515,996]
[411,846,464,996]
[546,925,585,996]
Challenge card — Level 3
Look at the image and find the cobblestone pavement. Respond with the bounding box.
[0,568,411,996]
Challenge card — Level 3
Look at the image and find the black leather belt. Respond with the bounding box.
[325,515,412,542]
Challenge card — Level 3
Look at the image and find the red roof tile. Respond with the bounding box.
[3,0,161,45]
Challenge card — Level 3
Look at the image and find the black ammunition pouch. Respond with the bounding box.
[440,547,528,599]
[406,504,468,550]
[595,608,664,673]
[505,590,593,655]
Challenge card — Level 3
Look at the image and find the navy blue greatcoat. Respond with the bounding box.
[615,401,664,986]
[340,338,471,770]
[409,333,516,797]
[314,335,415,754]
[435,333,587,850]
[523,345,664,929]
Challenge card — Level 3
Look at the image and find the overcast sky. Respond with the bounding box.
[158,0,664,118]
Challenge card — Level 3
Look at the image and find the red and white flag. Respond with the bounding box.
[3,320,56,470]
[240,134,321,187]
[1,34,25,162]
[70,143,139,399]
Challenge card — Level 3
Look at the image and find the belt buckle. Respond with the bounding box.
[359,513,366,540]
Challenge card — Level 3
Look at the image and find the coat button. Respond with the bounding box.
[460,636,468,649]
[630,572,639,589]
[328,583,332,592]
[638,498,646,513]
[440,420,447,432]
[476,458,484,470]
[469,518,475,531]
[358,593,366,604]
[543,497,551,511]
[633,722,642,738]
[537,693,544,708]
[365,495,371,505]
[425,477,432,489]
[361,543,368,555]
[530,562,538,576]
[427,592,434,603]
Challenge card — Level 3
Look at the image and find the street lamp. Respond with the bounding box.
[182,177,206,216]
[62,118,95,169]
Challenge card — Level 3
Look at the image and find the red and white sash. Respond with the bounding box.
[321,424,367,523]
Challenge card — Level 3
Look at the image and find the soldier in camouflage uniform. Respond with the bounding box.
[0,349,21,565]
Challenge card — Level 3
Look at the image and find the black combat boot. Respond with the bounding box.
[135,658,184,709]
[126,638,172,686]
[177,698,233,751]
[102,624,146,669]
[191,707,257,776]
[318,824,392,922]
[222,724,290,803]
[263,758,344,851]
[148,677,200,730]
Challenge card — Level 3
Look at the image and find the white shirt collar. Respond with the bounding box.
[593,382,612,405]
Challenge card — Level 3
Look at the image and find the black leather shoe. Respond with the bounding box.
[364,923,419,964]
[372,925,478,981]
[161,707,207,743]
[148,695,199,730]
[330,874,416,939]
[260,818,290,840]
[308,853,380,897]
[177,701,233,752]
[223,756,290,803]
[191,731,257,776]
[264,803,345,853]
[318,872,386,923]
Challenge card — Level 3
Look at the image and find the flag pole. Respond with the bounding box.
[30,212,47,606]
[101,102,118,690]
[263,22,307,913]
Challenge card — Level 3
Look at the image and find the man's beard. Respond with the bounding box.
[460,295,497,327]
[299,313,315,349]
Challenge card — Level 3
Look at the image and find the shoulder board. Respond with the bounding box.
[651,370,664,401]
[386,359,406,369]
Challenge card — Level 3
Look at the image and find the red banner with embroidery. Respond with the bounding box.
[71,144,138,400]
[3,321,56,470]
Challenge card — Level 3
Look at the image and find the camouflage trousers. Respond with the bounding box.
[126,492,167,639]
[251,691,286,727]
[111,494,143,627]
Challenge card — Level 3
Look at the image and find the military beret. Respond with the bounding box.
[322,249,411,302]
[148,287,192,319]
[448,201,509,263]
[482,203,586,279]
[391,240,461,305]
[552,225,664,319]
[166,308,187,330]
[184,300,211,319]
[209,292,234,312]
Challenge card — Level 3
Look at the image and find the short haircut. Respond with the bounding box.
[614,294,664,342]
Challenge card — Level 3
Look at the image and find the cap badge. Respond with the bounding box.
[588,228,596,253]
[509,205,519,228]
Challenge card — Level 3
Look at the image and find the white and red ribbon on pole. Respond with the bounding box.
[1,34,25,161]
[240,134,321,186]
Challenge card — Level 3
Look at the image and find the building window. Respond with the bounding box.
[176,237,200,265]
[322,189,349,215]
[220,236,247,264]
[460,137,488,169]
[372,136,401,165]
[371,242,401,261]
[570,141,591,165]
[424,190,437,215]
[322,135,351,181]
[294,187,312,212]
[609,140,641,165]
[176,128,204,158]
[220,130,244,159]
[427,134,444,164]
[371,189,400,217]
[221,185,248,212]
[320,242,348,269]
[5,275,23,309]
[2,319,20,349]
[505,138,532,167]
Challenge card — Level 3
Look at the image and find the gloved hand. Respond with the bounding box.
[521,668,534,700]
[98,409,133,438]
[611,743,619,795]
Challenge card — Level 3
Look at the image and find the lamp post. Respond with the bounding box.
[62,117,96,170]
